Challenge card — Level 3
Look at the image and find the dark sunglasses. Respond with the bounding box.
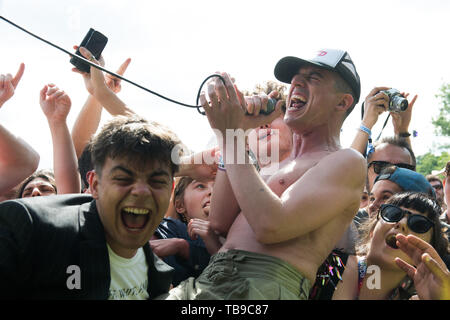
[378,204,434,234]
[432,185,443,191]
[368,161,416,174]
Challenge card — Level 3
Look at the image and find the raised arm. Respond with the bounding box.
[175,147,239,236]
[350,86,389,155]
[201,73,365,244]
[71,48,131,158]
[0,64,39,194]
[391,92,417,148]
[71,46,135,117]
[39,84,80,194]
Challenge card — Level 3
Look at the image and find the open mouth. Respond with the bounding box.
[385,234,399,249]
[289,94,307,111]
[203,201,210,216]
[121,207,150,231]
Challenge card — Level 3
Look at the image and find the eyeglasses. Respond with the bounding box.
[368,161,416,174]
[431,185,443,191]
[378,204,434,234]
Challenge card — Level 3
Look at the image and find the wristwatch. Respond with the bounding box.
[398,132,411,138]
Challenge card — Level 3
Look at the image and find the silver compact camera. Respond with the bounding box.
[382,88,408,113]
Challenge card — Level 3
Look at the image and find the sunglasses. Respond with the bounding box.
[431,185,443,191]
[378,204,434,234]
[368,161,416,174]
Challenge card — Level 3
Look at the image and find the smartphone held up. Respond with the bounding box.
[70,28,108,73]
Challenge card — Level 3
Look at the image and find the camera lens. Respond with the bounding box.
[398,99,408,111]
[390,95,408,112]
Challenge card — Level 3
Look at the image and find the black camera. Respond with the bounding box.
[70,28,108,73]
[382,88,408,113]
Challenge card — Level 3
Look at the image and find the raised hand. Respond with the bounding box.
[391,92,417,135]
[200,72,283,135]
[105,58,131,93]
[39,84,72,123]
[177,147,219,180]
[360,86,391,129]
[0,63,25,108]
[395,234,450,300]
[71,46,107,97]
[71,45,131,96]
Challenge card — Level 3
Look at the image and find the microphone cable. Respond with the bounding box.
[0,15,221,115]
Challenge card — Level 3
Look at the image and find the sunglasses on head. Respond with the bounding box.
[368,161,416,174]
[378,204,434,234]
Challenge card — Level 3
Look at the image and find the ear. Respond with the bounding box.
[90,170,100,199]
[174,198,186,214]
[336,93,354,113]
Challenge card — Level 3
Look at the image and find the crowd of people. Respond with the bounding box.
[0,46,449,300]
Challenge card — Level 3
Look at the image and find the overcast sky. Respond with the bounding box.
[1,0,449,170]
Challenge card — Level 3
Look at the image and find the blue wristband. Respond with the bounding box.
[359,124,372,137]
[218,155,226,171]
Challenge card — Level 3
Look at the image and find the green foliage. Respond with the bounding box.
[432,83,450,136]
[416,151,450,176]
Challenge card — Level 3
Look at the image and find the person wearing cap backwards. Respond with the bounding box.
[160,49,366,300]
[368,166,437,218]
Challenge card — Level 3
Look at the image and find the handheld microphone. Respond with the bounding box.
[247,98,277,115]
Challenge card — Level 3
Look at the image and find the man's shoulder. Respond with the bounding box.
[325,148,366,163]
[316,148,366,177]
[0,193,93,226]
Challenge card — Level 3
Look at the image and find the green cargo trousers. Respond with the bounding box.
[158,249,311,300]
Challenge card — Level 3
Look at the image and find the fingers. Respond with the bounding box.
[11,63,25,88]
[116,58,131,76]
[39,85,48,103]
[395,234,424,265]
[207,80,219,107]
[214,73,229,102]
[268,90,280,100]
[235,87,246,110]
[409,94,418,108]
[245,95,263,115]
[79,47,101,68]
[187,220,197,240]
[394,257,417,279]
[41,84,68,102]
[422,253,449,279]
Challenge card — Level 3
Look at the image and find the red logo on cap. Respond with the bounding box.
[317,51,328,56]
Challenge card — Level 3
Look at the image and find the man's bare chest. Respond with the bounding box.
[266,158,319,196]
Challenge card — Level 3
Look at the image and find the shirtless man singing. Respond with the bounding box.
[162,49,367,300]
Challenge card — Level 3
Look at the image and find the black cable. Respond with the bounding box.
[0,15,222,115]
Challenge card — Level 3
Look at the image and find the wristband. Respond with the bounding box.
[358,124,374,158]
[247,149,260,172]
[358,124,372,137]
[218,155,226,171]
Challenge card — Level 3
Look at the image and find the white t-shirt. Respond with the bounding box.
[107,244,149,300]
